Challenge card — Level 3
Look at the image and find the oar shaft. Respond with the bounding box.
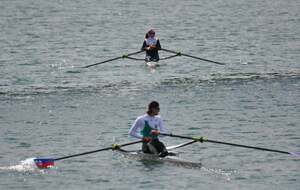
[182,54,225,65]
[128,50,144,56]
[205,139,290,154]
[83,50,144,68]
[54,140,143,161]
[161,48,225,65]
[160,133,291,155]
[54,147,111,161]
[83,57,122,68]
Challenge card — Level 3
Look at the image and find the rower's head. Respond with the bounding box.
[147,29,155,38]
[147,101,160,116]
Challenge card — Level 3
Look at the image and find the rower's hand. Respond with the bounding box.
[151,130,160,136]
[147,46,156,50]
[143,137,152,142]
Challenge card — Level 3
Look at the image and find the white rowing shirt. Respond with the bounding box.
[145,37,158,46]
[128,114,168,139]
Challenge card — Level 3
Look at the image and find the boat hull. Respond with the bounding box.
[115,149,201,169]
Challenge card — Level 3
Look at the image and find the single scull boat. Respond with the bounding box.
[114,140,202,168]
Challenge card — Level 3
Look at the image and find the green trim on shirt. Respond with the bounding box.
[141,120,157,139]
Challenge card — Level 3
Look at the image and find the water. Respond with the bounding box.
[0,0,299,189]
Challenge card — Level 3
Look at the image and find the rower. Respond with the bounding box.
[141,29,161,62]
[128,101,169,157]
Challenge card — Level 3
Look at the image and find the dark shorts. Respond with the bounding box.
[142,139,167,154]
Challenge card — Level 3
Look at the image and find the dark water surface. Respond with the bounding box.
[0,0,299,189]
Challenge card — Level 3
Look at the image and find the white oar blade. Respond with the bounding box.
[290,152,300,157]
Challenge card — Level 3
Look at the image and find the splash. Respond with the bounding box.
[0,158,42,173]
[201,166,237,181]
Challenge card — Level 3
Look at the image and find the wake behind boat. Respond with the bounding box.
[145,61,160,69]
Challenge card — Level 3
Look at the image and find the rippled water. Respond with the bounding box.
[0,0,299,189]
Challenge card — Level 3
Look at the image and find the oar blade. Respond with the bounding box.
[290,152,300,157]
[34,158,55,169]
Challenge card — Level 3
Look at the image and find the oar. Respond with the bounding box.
[159,133,300,157]
[34,140,143,169]
[160,48,226,65]
[83,50,144,68]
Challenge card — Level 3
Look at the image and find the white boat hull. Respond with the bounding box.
[115,140,201,168]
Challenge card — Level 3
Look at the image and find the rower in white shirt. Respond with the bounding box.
[129,101,169,157]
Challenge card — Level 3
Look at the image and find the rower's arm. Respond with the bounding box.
[158,118,168,137]
[128,118,143,139]
[141,40,147,51]
[156,39,161,50]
